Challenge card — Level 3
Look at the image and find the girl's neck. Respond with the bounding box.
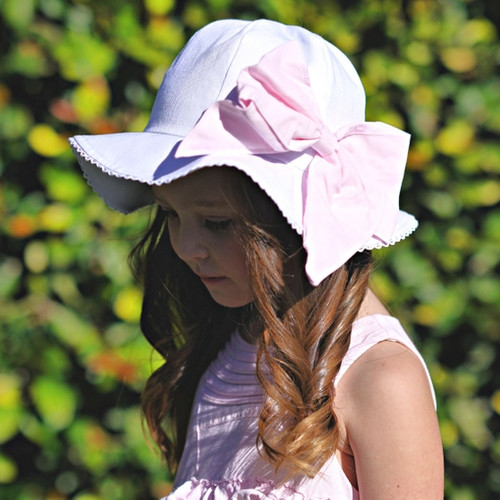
[356,288,390,320]
[237,288,390,345]
[239,321,262,344]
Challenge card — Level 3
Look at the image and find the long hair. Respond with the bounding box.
[129,167,372,478]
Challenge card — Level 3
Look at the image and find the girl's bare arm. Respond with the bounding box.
[337,341,444,499]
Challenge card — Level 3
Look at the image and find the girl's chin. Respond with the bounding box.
[208,291,253,309]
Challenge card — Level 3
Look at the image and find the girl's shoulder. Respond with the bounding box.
[336,313,434,400]
[340,321,432,397]
[334,318,443,498]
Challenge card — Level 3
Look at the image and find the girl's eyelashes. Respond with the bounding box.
[204,219,233,232]
[158,204,233,232]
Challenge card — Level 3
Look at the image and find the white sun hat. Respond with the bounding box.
[69,18,417,286]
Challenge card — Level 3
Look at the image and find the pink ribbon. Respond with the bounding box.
[175,41,410,286]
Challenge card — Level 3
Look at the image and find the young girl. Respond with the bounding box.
[69,19,443,499]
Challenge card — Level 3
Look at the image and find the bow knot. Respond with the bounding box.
[175,41,411,286]
[312,126,338,158]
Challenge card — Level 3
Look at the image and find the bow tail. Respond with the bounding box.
[302,156,379,286]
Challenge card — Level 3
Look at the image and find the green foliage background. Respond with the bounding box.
[0,0,498,498]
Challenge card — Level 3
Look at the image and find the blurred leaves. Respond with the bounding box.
[28,124,70,157]
[53,32,117,82]
[1,0,499,498]
[30,376,78,430]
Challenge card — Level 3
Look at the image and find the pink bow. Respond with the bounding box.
[175,41,410,286]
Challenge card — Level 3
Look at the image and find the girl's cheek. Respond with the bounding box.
[167,222,181,255]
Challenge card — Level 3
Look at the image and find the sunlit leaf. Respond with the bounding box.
[460,19,497,46]
[391,247,439,290]
[24,240,50,274]
[440,419,459,448]
[27,124,69,157]
[66,419,117,473]
[405,41,433,66]
[491,391,500,415]
[407,140,435,170]
[87,351,139,384]
[445,226,473,251]
[455,142,500,174]
[183,4,210,29]
[73,494,101,500]
[423,164,448,187]
[0,409,22,444]
[40,164,88,204]
[0,453,18,483]
[19,413,54,446]
[52,31,117,81]
[37,204,75,232]
[46,302,103,357]
[388,62,419,88]
[468,243,500,276]
[38,0,67,20]
[0,105,33,140]
[0,373,22,409]
[50,98,78,123]
[5,214,36,238]
[436,248,463,273]
[413,285,468,330]
[469,276,500,304]
[113,286,142,323]
[449,397,493,450]
[206,0,231,10]
[455,180,500,208]
[0,258,23,297]
[436,120,475,156]
[30,376,77,431]
[46,240,75,270]
[440,47,477,73]
[2,0,36,28]
[27,274,50,295]
[114,335,163,387]
[483,211,500,242]
[72,78,111,122]
[126,112,150,132]
[112,4,142,41]
[144,0,175,16]
[4,40,51,77]
[147,18,185,50]
[423,190,461,218]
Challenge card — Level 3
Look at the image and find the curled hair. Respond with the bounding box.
[129,167,372,478]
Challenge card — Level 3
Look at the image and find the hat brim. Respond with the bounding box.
[70,131,307,233]
[69,132,418,250]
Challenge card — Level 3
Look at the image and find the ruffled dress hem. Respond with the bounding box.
[162,477,308,500]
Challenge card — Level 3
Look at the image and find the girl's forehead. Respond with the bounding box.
[152,167,237,207]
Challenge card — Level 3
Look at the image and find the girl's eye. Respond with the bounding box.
[204,219,233,232]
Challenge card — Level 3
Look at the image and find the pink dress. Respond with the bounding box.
[163,315,435,499]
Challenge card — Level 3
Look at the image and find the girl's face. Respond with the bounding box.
[152,168,252,308]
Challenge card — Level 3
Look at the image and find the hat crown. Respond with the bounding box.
[145,19,366,137]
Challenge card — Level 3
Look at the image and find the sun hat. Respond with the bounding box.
[69,18,418,286]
